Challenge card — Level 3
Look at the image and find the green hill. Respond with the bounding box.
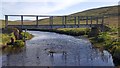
[70,5,118,16]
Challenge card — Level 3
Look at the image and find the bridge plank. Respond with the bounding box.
[7,24,102,29]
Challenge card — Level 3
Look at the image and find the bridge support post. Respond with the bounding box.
[78,16,80,27]
[5,15,8,28]
[49,16,53,28]
[36,16,39,27]
[21,16,23,28]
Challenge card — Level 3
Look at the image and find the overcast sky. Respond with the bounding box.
[0,0,119,20]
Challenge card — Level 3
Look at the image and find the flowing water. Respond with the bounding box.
[2,31,114,66]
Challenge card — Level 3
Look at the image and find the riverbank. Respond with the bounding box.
[0,27,33,53]
[27,28,90,36]
[89,32,120,66]
[28,27,119,66]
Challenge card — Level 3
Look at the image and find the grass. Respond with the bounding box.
[71,5,118,16]
[0,32,16,46]
[89,26,120,66]
[57,28,90,36]
[32,28,90,36]
[1,34,10,45]
[14,40,25,47]
[0,28,33,50]
[21,32,33,40]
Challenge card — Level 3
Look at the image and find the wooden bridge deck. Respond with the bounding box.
[7,24,103,29]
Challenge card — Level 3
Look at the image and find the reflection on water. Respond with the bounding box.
[2,31,114,66]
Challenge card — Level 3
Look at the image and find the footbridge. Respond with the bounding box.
[5,15,105,30]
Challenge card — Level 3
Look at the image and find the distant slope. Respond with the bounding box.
[15,20,34,22]
[70,5,119,16]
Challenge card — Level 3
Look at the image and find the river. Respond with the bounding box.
[2,31,114,66]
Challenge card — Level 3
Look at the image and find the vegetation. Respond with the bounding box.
[0,28,33,52]
[89,27,119,66]
[55,28,89,36]
[21,32,33,40]
[1,34,11,45]
[14,40,25,47]
[30,28,90,36]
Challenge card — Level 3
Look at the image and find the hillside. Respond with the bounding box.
[70,5,119,16]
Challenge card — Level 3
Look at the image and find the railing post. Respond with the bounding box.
[81,16,83,24]
[68,16,71,24]
[90,16,92,27]
[101,16,104,32]
[74,16,76,25]
[64,16,67,28]
[62,16,65,26]
[86,16,88,25]
[21,16,23,28]
[78,16,80,27]
[96,17,98,25]
[36,16,39,27]
[5,15,8,28]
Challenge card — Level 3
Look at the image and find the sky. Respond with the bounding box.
[0,0,119,20]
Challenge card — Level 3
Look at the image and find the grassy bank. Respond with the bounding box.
[89,27,120,66]
[28,28,90,36]
[0,27,33,53]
